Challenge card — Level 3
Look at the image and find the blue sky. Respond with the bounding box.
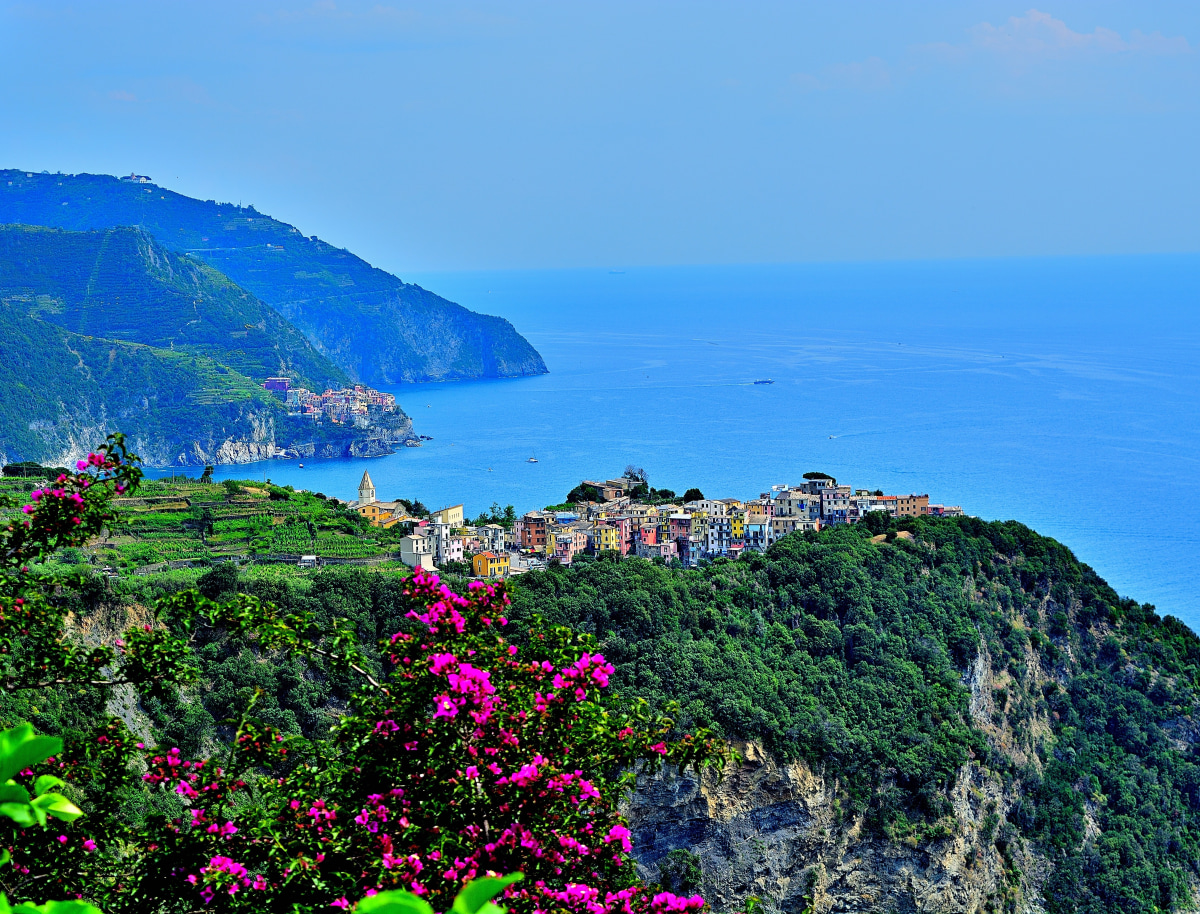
[2,1,1198,271]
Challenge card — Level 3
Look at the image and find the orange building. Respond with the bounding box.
[896,494,930,517]
[472,551,509,578]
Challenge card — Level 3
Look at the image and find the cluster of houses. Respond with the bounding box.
[262,379,399,427]
[350,472,510,578]
[348,471,963,580]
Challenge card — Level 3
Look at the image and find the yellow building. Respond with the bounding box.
[593,523,619,553]
[730,510,744,541]
[355,501,417,529]
[472,551,510,578]
[430,504,465,526]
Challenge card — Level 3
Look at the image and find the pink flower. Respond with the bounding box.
[604,824,633,852]
[83,839,97,852]
[331,899,350,909]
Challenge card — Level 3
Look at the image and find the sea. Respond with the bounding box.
[167,256,1200,629]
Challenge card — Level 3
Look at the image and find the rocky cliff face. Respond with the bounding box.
[24,399,415,468]
[626,608,1200,914]
[626,625,1085,914]
[629,741,1048,914]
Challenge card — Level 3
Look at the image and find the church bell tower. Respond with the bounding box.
[358,470,376,505]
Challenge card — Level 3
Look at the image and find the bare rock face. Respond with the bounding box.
[628,741,1049,914]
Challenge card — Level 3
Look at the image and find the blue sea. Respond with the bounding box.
[176,257,1200,629]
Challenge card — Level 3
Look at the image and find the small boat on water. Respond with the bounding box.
[528,457,539,463]
[298,463,304,468]
[753,379,775,385]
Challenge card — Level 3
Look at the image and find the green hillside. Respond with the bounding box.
[0,223,345,390]
[0,170,548,384]
[0,298,286,464]
[7,488,1200,913]
[509,521,1200,914]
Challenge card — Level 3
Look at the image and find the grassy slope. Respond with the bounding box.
[0,476,408,568]
[0,170,547,384]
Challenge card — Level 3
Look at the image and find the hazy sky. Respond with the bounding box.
[2,2,1198,272]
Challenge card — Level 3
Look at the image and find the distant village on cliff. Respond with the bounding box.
[345,470,964,579]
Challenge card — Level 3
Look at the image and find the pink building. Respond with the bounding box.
[606,516,633,555]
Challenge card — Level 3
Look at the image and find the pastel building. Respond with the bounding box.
[591,522,620,554]
[478,524,507,554]
[399,533,436,571]
[896,494,930,517]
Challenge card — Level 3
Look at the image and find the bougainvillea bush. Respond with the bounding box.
[0,437,724,913]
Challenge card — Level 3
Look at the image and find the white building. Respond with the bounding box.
[399,533,436,571]
[479,524,507,554]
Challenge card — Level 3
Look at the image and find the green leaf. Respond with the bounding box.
[0,893,104,914]
[0,802,36,827]
[32,776,63,796]
[30,793,82,823]
[0,849,9,867]
[452,875,524,914]
[0,725,63,784]
[34,902,105,914]
[0,785,30,805]
[355,891,434,914]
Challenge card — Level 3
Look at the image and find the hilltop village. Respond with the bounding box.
[263,378,405,428]
[348,471,964,579]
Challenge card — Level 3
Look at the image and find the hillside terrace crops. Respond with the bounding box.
[0,475,411,571]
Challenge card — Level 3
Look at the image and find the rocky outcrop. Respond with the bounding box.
[20,397,415,468]
[628,741,1048,914]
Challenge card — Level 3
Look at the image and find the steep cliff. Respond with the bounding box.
[0,170,548,384]
[0,302,413,466]
[0,224,345,390]
[629,741,1047,914]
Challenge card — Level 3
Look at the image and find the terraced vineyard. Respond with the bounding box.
[0,474,414,570]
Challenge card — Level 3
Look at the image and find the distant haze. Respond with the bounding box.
[2,1,1198,272]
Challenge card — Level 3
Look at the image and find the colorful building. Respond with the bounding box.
[472,551,510,578]
[896,494,930,517]
[429,504,465,526]
[521,513,548,552]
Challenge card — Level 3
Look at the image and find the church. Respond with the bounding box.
[349,470,415,528]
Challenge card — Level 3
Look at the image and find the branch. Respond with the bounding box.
[305,646,390,694]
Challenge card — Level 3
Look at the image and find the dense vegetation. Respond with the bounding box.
[0,438,719,914]
[507,520,1200,914]
[5,448,1200,913]
[0,170,547,384]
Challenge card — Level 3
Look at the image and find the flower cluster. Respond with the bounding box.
[186,855,267,904]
